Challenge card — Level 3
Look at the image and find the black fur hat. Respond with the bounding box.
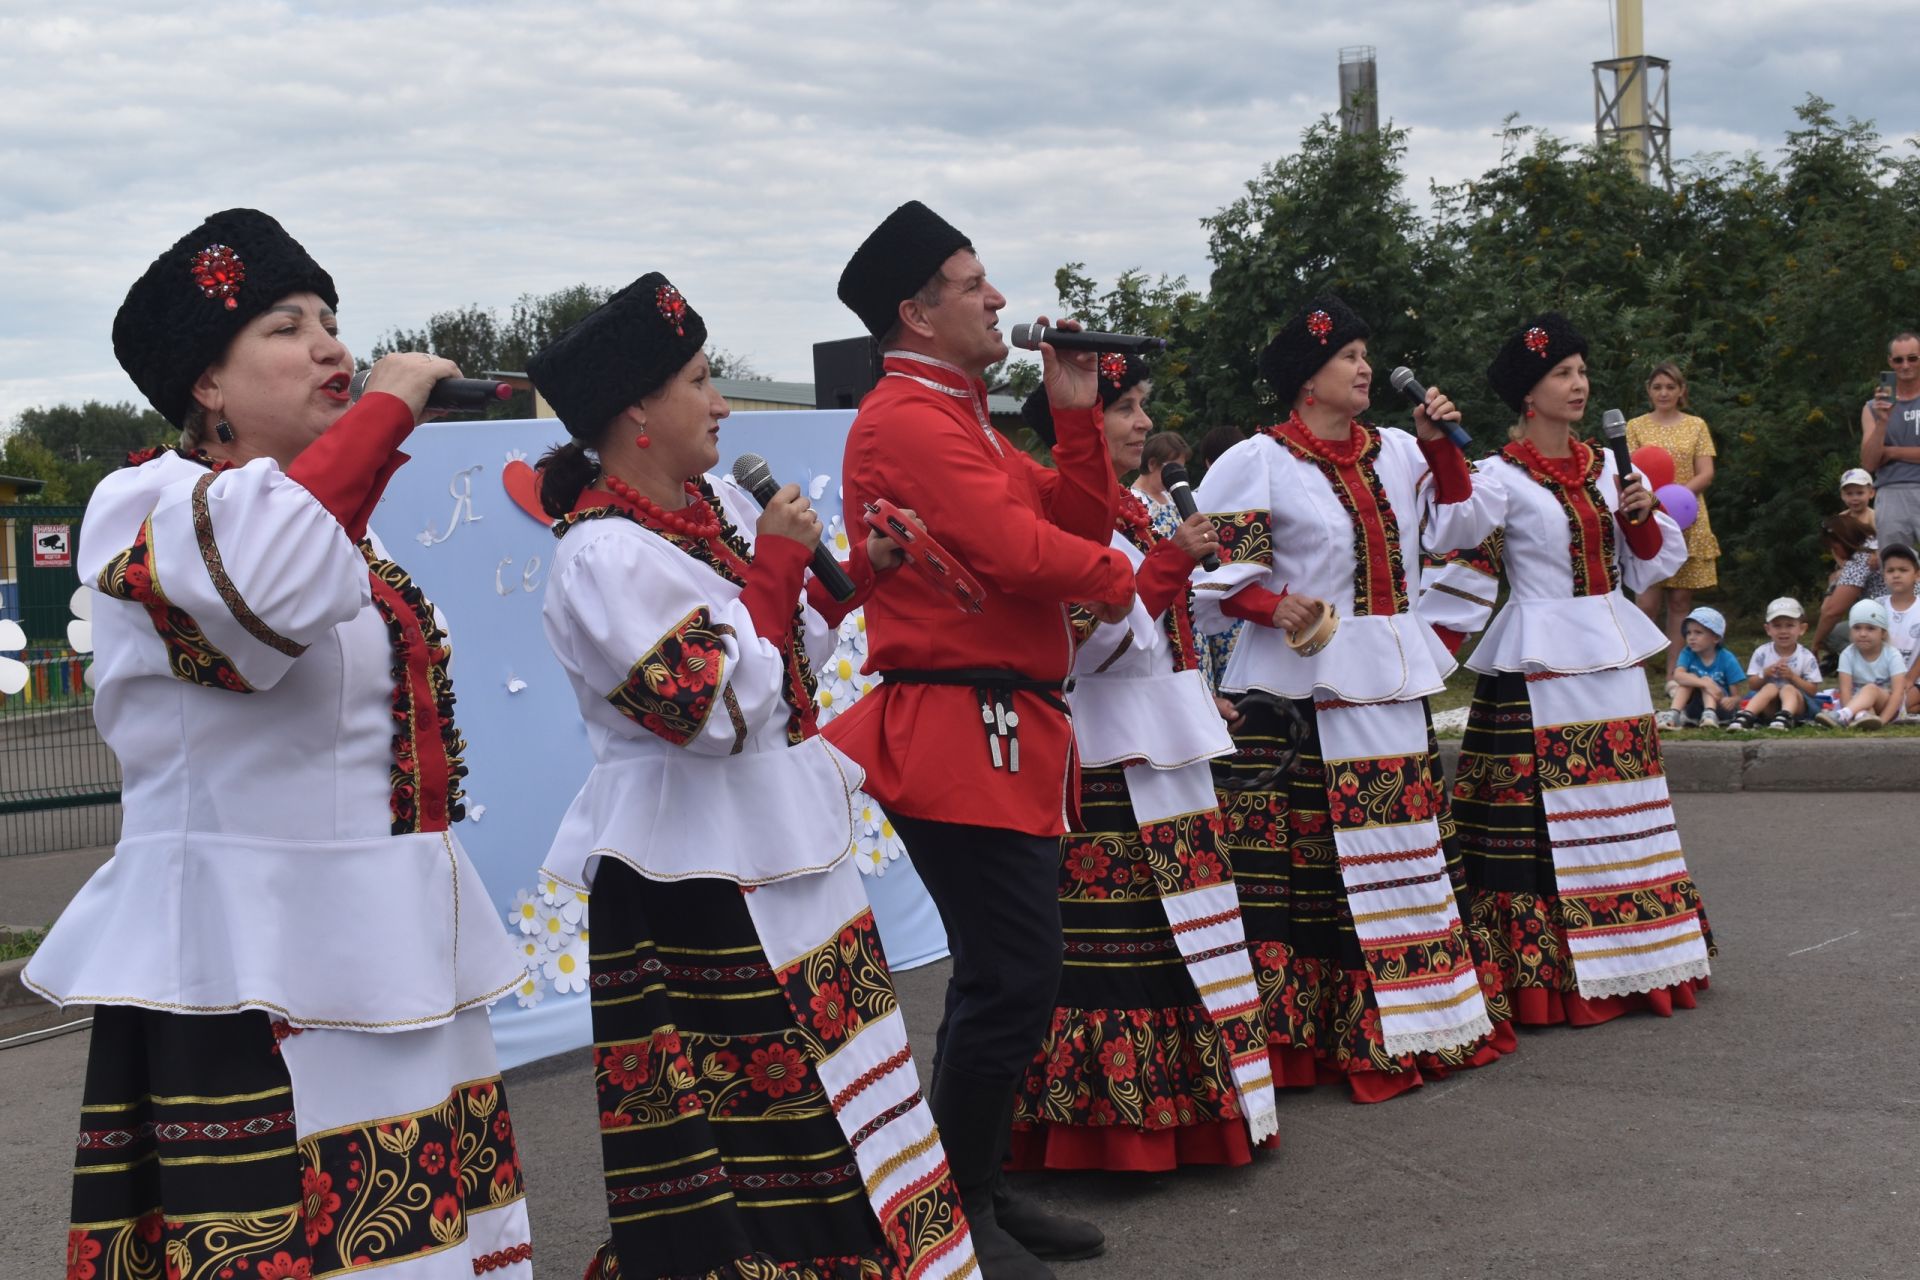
[1258,293,1370,406]
[1018,353,1150,445]
[837,201,973,338]
[112,208,338,427]
[528,272,708,441]
[1486,311,1588,413]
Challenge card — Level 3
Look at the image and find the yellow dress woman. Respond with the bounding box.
[1626,362,1720,675]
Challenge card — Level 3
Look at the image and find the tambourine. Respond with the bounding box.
[1285,599,1339,658]
[863,499,986,614]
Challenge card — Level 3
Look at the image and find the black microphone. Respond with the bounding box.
[1008,324,1168,355]
[1601,408,1649,525]
[1159,462,1220,571]
[1386,367,1473,450]
[731,453,857,602]
[349,368,514,411]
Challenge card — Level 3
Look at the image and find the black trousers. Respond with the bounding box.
[890,813,1065,1085]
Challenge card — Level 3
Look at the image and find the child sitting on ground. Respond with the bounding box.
[1873,542,1920,719]
[1816,599,1898,729]
[1658,605,1746,729]
[1729,597,1822,731]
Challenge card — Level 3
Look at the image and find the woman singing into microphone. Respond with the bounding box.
[1448,313,1712,1028]
[1006,357,1278,1171]
[527,275,973,1280]
[1192,294,1514,1103]
[26,209,531,1279]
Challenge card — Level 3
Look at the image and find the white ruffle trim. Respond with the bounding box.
[543,736,864,890]
[1069,669,1234,769]
[1219,611,1456,702]
[1381,1008,1496,1059]
[1575,957,1712,1002]
[24,829,525,1031]
[1467,593,1670,675]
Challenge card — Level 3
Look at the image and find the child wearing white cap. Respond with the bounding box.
[1658,606,1746,728]
[1729,598,1822,730]
[1839,468,1878,536]
[1817,599,1899,728]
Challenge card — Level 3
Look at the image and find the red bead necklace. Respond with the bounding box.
[601,473,721,540]
[1507,435,1592,489]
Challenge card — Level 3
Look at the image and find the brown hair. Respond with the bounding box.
[1647,361,1689,409]
[1889,331,1919,352]
[1821,512,1874,558]
[1140,431,1190,473]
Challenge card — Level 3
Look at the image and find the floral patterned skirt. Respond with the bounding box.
[1452,670,1714,1027]
[1008,765,1271,1171]
[582,862,911,1280]
[1211,698,1514,1104]
[64,1005,529,1280]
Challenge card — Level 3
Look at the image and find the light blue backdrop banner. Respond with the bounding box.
[367,412,949,1071]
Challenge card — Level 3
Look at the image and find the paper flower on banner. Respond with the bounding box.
[507,889,543,936]
[851,793,906,876]
[538,874,570,907]
[0,618,25,697]
[536,900,577,951]
[544,935,590,994]
[466,803,487,823]
[67,585,93,653]
[512,970,545,1009]
[826,513,851,560]
[810,473,833,500]
[816,650,864,722]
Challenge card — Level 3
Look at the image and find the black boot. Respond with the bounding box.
[990,1094,1105,1262]
[929,1066,1055,1279]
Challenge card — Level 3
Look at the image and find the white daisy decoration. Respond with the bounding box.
[544,935,590,995]
[512,970,545,1009]
[825,513,852,560]
[851,791,905,876]
[538,874,570,907]
[815,648,863,724]
[0,617,27,697]
[506,888,542,936]
[536,898,577,951]
[870,810,907,871]
[556,883,590,927]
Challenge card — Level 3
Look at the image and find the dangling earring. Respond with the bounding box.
[635,429,650,449]
[1524,404,1535,420]
[1304,388,1315,407]
[214,418,235,443]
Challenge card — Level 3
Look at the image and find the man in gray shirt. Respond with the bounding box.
[1861,330,1920,550]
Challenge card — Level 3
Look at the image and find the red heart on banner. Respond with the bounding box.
[501,459,551,525]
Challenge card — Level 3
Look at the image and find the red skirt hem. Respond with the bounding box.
[1268,1017,1518,1105]
[1512,977,1707,1028]
[1005,1118,1265,1172]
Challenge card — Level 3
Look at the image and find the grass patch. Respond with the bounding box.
[0,928,45,963]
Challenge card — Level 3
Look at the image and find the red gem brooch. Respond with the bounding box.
[655,284,688,337]
[1523,326,1551,358]
[189,244,246,310]
[1306,310,1333,344]
[1098,353,1128,387]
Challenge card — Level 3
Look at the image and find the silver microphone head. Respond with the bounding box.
[1601,408,1628,440]
[730,451,775,495]
[1388,366,1419,396]
[1008,323,1039,351]
[348,367,372,401]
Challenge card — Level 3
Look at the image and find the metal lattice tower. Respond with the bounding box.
[1592,0,1672,189]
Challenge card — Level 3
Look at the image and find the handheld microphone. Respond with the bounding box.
[731,453,857,601]
[1158,462,1220,571]
[1601,409,1649,525]
[349,368,514,411]
[1008,324,1168,355]
[1386,367,1473,450]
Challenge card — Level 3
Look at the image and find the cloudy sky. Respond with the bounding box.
[2,0,1915,423]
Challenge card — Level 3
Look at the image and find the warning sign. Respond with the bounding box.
[32,524,71,569]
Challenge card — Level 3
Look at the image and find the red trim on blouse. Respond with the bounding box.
[368,571,451,831]
[1269,416,1404,616]
[1503,438,1616,596]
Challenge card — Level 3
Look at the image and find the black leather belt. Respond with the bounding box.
[877,668,1072,773]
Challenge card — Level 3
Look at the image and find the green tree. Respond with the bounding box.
[0,433,78,504]
[1052,264,1208,434]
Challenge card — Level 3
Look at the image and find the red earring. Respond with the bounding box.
[636,430,650,449]
[1524,407,1536,420]
[1304,391,1315,406]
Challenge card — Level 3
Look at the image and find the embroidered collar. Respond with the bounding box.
[882,349,1003,456]
[1502,436,1619,597]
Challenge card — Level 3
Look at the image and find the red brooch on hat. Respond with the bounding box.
[1523,326,1551,358]
[1306,310,1333,344]
[189,244,246,310]
[1098,353,1127,388]
[655,284,688,337]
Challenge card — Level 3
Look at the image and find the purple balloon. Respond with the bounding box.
[1655,483,1698,529]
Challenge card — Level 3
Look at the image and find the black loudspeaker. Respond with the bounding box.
[813,337,878,410]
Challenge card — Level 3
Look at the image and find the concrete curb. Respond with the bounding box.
[1436,738,1920,792]
[0,957,32,1011]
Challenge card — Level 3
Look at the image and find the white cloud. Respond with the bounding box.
[1,0,1915,423]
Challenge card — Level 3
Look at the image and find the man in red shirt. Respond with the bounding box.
[830,201,1133,1277]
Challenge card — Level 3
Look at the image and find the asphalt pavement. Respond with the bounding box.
[2,792,1914,1280]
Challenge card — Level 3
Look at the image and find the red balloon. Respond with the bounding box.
[1630,445,1677,491]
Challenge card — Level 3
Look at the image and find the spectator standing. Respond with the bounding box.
[1730,598,1822,730]
[1627,362,1720,677]
[1809,512,1887,657]
[1130,429,1191,539]
[1859,331,1920,549]
[1658,605,1746,728]
[1816,599,1898,729]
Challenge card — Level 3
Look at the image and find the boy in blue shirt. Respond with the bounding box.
[1659,605,1746,728]
[1817,598,1900,729]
